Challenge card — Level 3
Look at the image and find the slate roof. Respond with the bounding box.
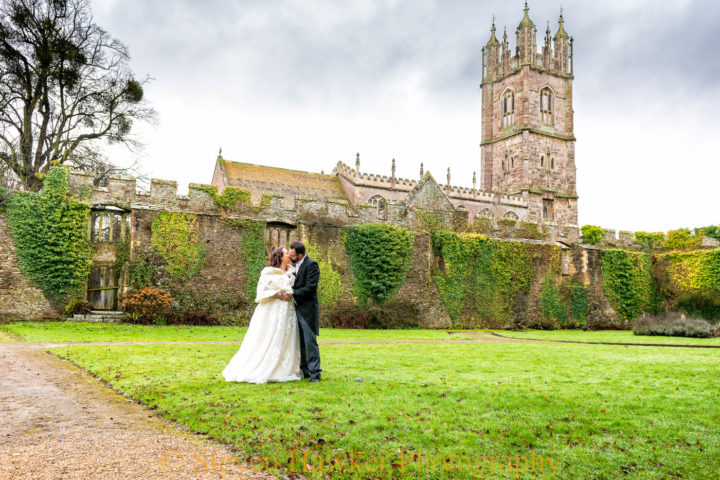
[217,159,349,203]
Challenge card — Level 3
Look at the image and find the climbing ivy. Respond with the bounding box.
[541,272,567,325]
[151,212,206,281]
[225,219,267,302]
[663,229,701,250]
[601,249,656,321]
[5,167,92,303]
[198,185,251,210]
[431,231,541,326]
[654,247,720,319]
[343,223,414,305]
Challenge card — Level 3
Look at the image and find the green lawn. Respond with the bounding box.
[0,321,474,343]
[51,340,719,479]
[496,329,720,346]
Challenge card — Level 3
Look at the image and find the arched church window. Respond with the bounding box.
[503,211,519,220]
[540,87,553,125]
[479,208,494,219]
[502,90,515,128]
[368,195,387,215]
[540,156,544,168]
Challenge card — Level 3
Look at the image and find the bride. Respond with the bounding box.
[222,247,302,384]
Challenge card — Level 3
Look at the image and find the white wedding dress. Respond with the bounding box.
[222,266,302,384]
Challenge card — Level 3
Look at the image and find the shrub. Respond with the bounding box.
[663,229,701,250]
[306,243,344,313]
[65,298,93,316]
[697,225,720,242]
[634,231,665,250]
[121,287,173,324]
[581,225,604,245]
[343,224,414,305]
[517,221,546,240]
[632,312,718,338]
[0,186,7,212]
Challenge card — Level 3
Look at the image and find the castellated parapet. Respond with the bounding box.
[68,168,579,243]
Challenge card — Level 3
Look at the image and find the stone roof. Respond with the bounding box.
[217,159,349,203]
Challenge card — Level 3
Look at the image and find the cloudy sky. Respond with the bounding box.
[93,0,720,233]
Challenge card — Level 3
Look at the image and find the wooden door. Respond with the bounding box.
[87,266,119,310]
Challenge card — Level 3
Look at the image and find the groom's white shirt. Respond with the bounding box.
[295,255,306,273]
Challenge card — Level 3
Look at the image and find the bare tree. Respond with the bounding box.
[0,0,154,191]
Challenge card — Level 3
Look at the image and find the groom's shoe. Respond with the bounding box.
[309,377,321,383]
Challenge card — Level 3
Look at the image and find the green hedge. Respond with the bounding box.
[5,167,92,303]
[343,224,414,305]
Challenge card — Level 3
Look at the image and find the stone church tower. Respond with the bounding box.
[480,3,578,225]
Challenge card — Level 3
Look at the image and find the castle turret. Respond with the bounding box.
[516,2,537,65]
[553,10,570,74]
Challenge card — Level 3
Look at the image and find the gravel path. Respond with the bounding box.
[0,343,274,480]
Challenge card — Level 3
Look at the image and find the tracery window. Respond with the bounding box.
[368,195,387,215]
[90,208,130,244]
[540,87,553,125]
[502,90,515,128]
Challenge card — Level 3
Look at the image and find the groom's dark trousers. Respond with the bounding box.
[293,256,322,380]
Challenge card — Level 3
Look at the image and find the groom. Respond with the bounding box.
[289,241,322,382]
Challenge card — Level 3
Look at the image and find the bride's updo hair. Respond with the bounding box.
[268,247,285,268]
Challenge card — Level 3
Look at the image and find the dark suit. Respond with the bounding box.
[293,256,321,379]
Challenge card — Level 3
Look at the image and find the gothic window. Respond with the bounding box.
[502,90,515,128]
[540,156,544,168]
[543,199,554,220]
[504,211,519,219]
[540,87,553,125]
[368,195,387,215]
[479,208,494,219]
[90,209,129,244]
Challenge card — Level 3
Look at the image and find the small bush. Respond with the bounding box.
[632,312,718,338]
[581,225,604,245]
[663,229,701,250]
[634,231,665,250]
[65,298,92,316]
[0,186,7,212]
[121,287,173,324]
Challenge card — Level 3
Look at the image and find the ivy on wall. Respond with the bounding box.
[5,167,92,303]
[431,231,544,326]
[198,185,251,210]
[654,248,720,319]
[541,272,568,325]
[343,223,414,305]
[225,219,267,302]
[151,212,206,281]
[306,243,344,313]
[601,249,656,321]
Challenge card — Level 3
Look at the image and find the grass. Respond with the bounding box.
[0,322,474,343]
[496,329,720,346]
[51,340,720,479]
